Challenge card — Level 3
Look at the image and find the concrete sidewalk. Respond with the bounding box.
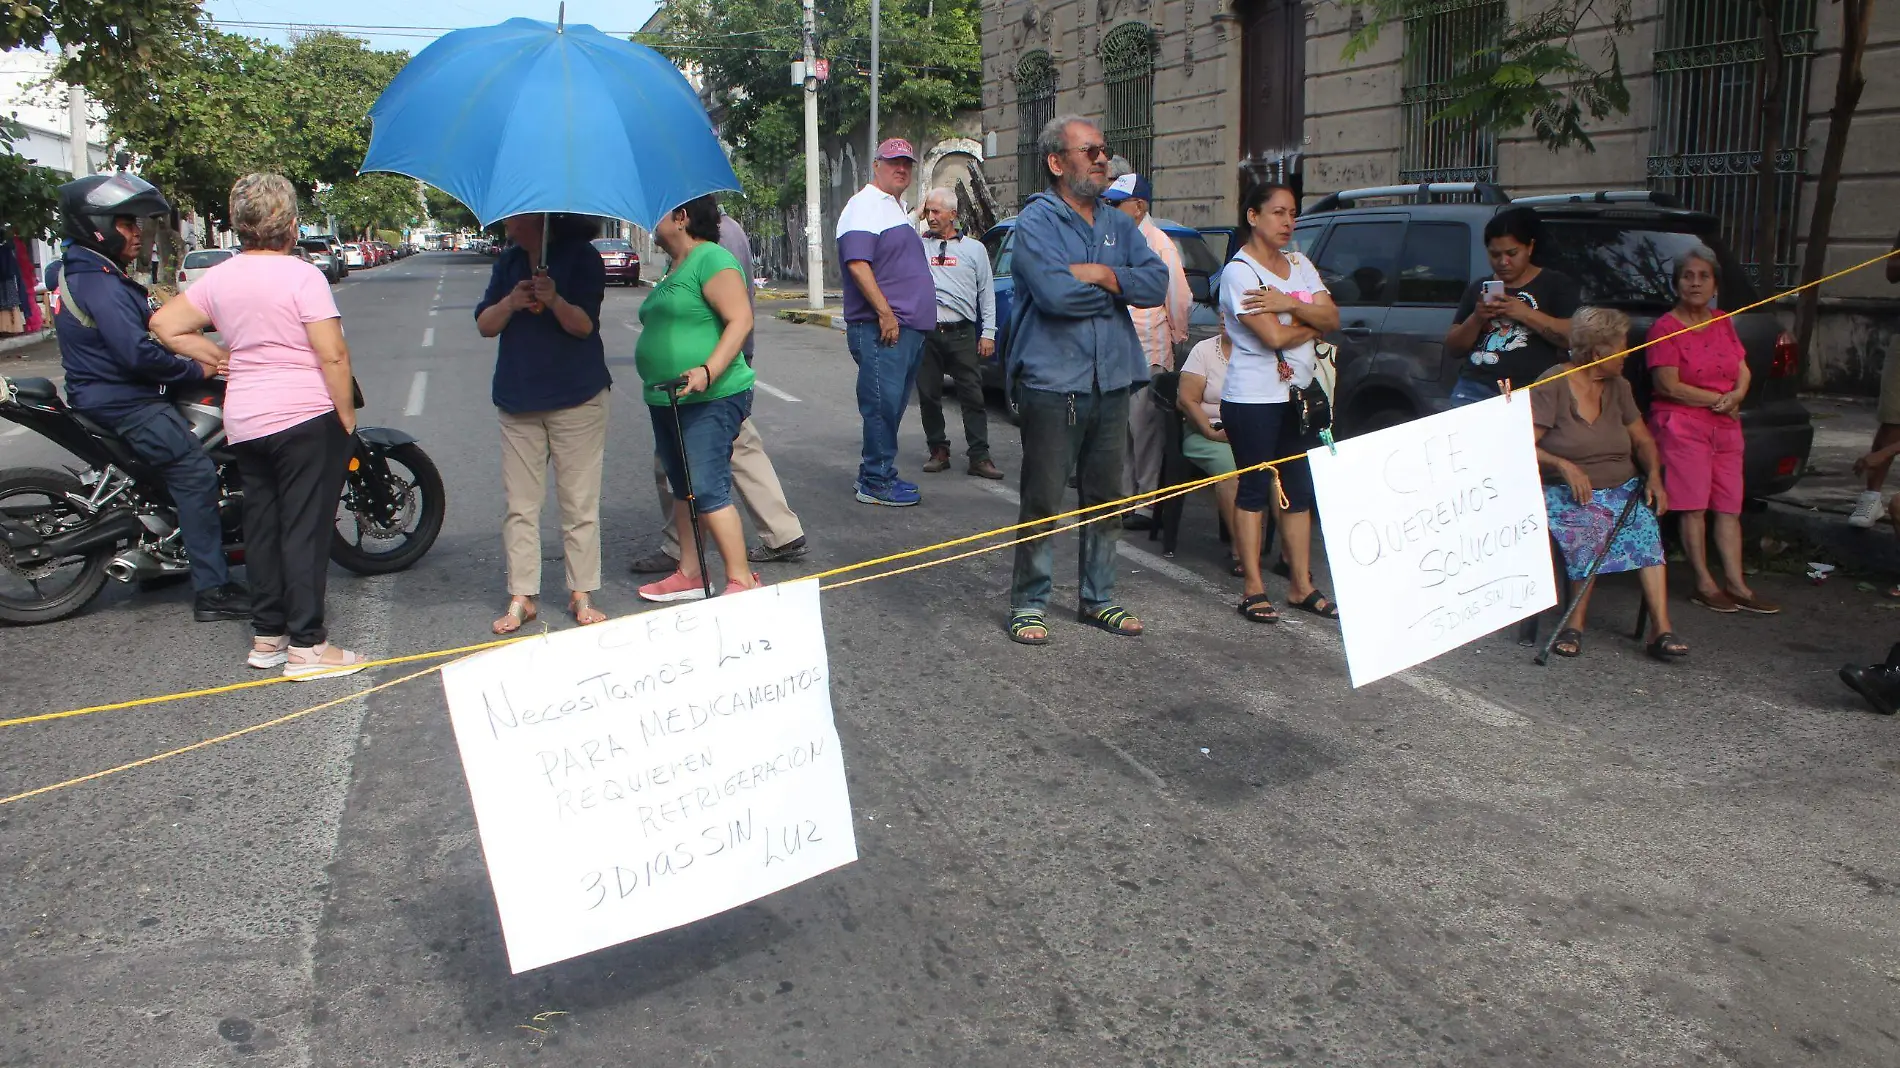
[1756,395,1900,575]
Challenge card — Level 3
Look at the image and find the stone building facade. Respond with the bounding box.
[981,0,1899,388]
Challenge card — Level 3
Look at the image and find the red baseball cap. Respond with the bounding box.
[875,138,917,161]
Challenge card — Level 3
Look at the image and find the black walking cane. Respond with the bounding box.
[1535,475,1650,666]
[659,374,716,600]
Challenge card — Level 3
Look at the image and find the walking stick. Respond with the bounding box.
[1535,475,1649,666]
[659,375,716,600]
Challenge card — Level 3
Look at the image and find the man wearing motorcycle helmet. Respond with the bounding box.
[54,173,250,620]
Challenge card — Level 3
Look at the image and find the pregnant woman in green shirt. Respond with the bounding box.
[636,194,760,602]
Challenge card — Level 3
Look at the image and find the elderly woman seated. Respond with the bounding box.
[1529,306,1686,662]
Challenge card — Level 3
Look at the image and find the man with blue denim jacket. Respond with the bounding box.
[1003,115,1169,645]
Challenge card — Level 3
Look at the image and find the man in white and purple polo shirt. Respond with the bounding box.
[838,137,936,507]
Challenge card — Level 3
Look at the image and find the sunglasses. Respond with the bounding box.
[1068,144,1111,161]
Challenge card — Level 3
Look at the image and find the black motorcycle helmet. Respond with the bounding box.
[58,173,171,262]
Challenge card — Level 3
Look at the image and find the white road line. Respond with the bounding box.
[753,380,802,403]
[403,371,428,417]
[972,481,1530,728]
[428,308,438,316]
[622,320,641,333]
[421,327,435,348]
[2,425,25,438]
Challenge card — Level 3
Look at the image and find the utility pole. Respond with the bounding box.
[803,0,824,310]
[64,46,88,178]
[868,0,880,163]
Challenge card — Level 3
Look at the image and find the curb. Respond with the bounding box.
[0,328,54,355]
[1747,499,1900,575]
[776,309,848,332]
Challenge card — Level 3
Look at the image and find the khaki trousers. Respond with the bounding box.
[653,416,804,557]
[1123,384,1168,515]
[499,389,610,596]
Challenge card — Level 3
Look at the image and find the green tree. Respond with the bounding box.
[639,0,979,202]
[1346,0,1633,153]
[1,0,201,105]
[423,185,478,231]
[318,173,421,237]
[92,28,297,223]
[0,124,63,240]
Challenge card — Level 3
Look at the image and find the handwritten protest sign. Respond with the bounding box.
[1308,394,1555,687]
[439,578,856,973]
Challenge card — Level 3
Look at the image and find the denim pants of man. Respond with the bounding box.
[846,321,926,489]
[1010,385,1130,614]
[109,401,231,592]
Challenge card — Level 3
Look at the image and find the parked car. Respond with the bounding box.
[342,243,367,268]
[175,248,233,292]
[980,215,1222,421]
[304,235,349,278]
[591,237,641,285]
[296,238,343,283]
[1292,182,1811,499]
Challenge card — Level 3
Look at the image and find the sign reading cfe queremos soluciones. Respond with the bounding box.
[440,579,857,973]
[1308,393,1557,688]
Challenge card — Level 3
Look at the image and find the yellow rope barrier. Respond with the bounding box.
[1,246,1893,806]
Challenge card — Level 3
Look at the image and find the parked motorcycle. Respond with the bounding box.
[0,375,444,624]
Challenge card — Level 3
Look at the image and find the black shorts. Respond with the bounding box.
[1220,398,1319,513]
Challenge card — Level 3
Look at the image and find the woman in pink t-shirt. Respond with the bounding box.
[1645,245,1776,616]
[152,173,367,677]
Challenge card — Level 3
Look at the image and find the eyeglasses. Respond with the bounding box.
[1069,143,1111,161]
[931,239,951,266]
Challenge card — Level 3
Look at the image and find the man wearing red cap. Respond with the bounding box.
[837,137,936,507]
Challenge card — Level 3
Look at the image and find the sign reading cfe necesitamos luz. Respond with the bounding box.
[440,579,857,973]
[1309,394,1557,688]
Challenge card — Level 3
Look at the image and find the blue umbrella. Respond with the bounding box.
[359,14,738,232]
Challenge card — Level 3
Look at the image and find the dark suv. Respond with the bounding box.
[1294,183,1812,499]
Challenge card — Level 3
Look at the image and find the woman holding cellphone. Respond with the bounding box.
[1444,208,1581,406]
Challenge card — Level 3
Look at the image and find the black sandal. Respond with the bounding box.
[1289,590,1339,619]
[1238,593,1279,623]
[1552,627,1583,658]
[1008,612,1050,646]
[1647,632,1689,662]
[1077,603,1143,636]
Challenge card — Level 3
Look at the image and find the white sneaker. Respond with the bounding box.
[1848,490,1885,528]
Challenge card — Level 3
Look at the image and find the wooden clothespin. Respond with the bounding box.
[1500,378,1514,402]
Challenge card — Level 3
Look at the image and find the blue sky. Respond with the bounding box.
[199,0,661,53]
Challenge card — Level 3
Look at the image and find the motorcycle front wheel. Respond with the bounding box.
[330,441,445,575]
[0,467,112,624]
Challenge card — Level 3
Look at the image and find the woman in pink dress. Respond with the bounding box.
[1645,245,1778,616]
[153,173,369,677]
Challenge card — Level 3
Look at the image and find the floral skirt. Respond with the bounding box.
[1543,476,1665,581]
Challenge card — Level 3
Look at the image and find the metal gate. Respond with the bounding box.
[1398,0,1504,184]
[1016,51,1056,206]
[1648,0,1815,290]
[1102,23,1156,181]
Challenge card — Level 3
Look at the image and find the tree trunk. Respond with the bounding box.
[1753,1,1785,290]
[1796,0,1874,387]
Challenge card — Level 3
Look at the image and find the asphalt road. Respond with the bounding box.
[2,251,1898,1067]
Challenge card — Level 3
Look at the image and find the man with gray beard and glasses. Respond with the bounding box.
[1000,115,1168,646]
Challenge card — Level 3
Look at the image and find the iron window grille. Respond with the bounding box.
[1648,0,1815,290]
[1102,23,1156,181]
[1398,0,1504,186]
[1015,51,1057,207]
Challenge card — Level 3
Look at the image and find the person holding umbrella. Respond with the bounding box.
[475,212,612,633]
[634,194,760,603]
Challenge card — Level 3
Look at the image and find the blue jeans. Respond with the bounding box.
[109,402,230,592]
[1010,386,1129,614]
[845,322,925,489]
[1449,376,1500,407]
[649,390,752,513]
